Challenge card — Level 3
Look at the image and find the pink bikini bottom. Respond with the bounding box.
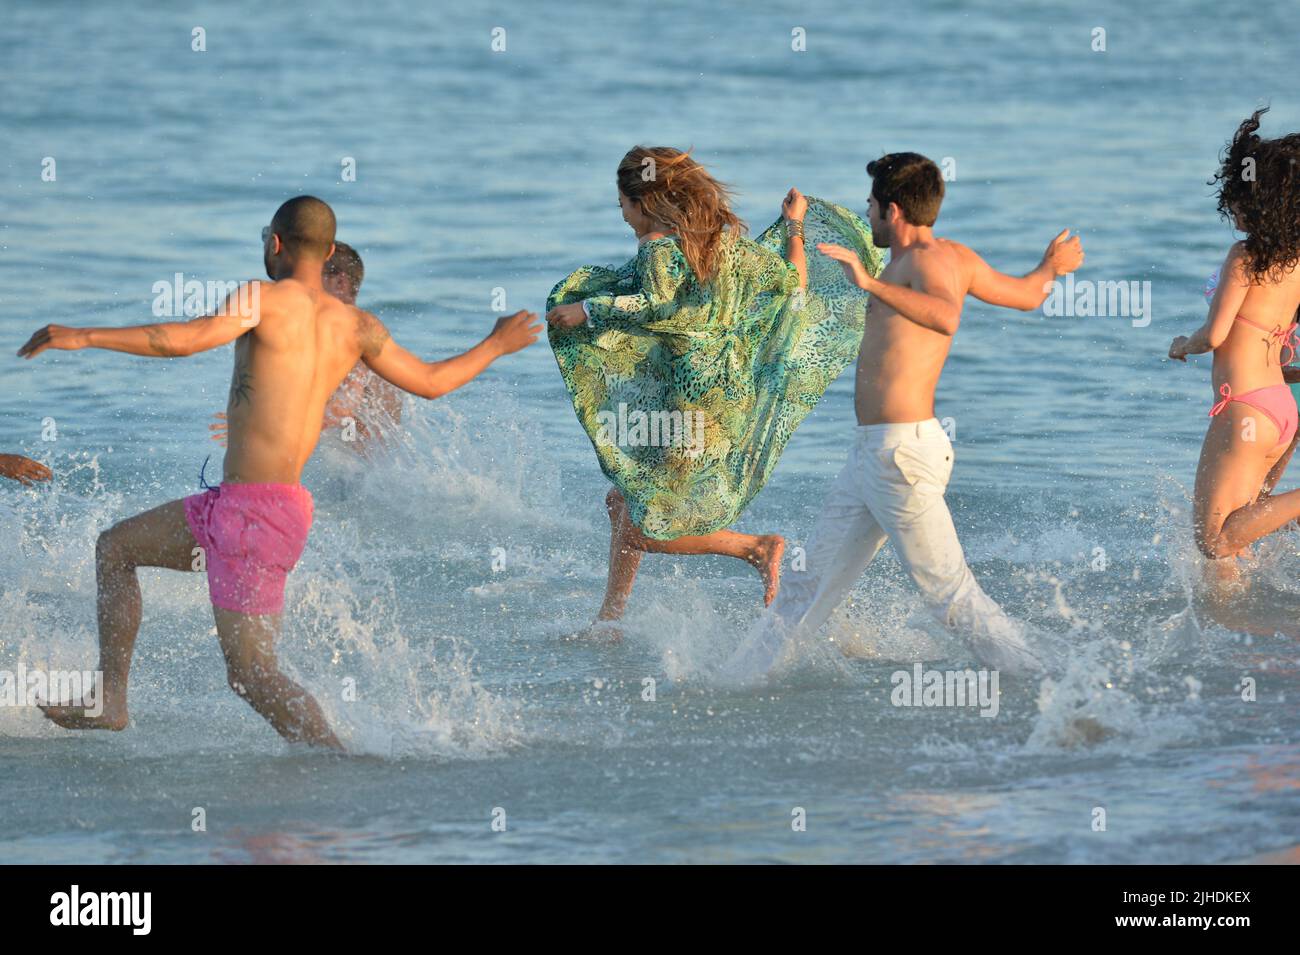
[1209,382,1299,452]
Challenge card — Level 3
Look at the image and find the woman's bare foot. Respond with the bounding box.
[1201,553,1251,596]
[749,535,785,606]
[582,618,624,643]
[595,596,627,623]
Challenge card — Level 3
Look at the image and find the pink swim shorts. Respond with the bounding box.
[183,482,314,615]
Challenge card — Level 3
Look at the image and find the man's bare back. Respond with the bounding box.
[209,240,403,455]
[221,279,392,483]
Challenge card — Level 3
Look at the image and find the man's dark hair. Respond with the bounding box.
[324,241,365,296]
[270,195,336,258]
[866,153,944,226]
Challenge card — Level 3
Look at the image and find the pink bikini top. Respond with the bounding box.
[1206,268,1298,365]
[1233,312,1299,365]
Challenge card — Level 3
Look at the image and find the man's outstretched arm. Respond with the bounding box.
[0,453,52,485]
[966,230,1085,311]
[18,284,260,359]
[360,309,541,400]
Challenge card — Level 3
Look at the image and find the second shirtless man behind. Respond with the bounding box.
[725,153,1084,680]
[19,196,541,749]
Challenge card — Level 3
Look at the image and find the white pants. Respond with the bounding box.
[724,419,1035,680]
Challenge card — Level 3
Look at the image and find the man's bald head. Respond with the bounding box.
[270,196,337,260]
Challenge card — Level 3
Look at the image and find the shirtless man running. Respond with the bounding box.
[724,152,1084,680]
[18,196,541,749]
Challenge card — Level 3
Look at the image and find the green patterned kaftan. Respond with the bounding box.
[546,197,883,540]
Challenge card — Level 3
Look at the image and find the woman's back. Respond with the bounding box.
[689,232,798,320]
[1213,249,1300,392]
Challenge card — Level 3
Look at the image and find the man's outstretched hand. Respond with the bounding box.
[491,310,544,353]
[817,243,874,291]
[1042,229,1084,277]
[17,325,87,359]
[0,453,52,485]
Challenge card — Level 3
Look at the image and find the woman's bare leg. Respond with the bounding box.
[1214,487,1300,554]
[596,489,645,622]
[1260,430,1299,496]
[1194,406,1300,559]
[595,489,785,622]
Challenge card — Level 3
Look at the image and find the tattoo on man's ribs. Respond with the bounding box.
[228,356,254,406]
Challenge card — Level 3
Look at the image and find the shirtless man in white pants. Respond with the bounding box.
[725,152,1084,680]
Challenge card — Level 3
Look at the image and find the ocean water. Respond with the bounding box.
[2,0,1298,863]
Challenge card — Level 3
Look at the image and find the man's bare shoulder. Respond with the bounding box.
[242,279,324,338]
[934,236,970,253]
[257,276,317,300]
[895,236,961,263]
[249,277,317,315]
[889,238,959,271]
[930,238,983,286]
[932,237,981,264]
[353,306,392,360]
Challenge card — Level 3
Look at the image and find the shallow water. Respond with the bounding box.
[2,0,1299,863]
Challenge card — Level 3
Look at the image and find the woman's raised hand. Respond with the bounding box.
[782,187,807,223]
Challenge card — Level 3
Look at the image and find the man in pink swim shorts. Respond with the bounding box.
[19,196,542,749]
[183,482,315,617]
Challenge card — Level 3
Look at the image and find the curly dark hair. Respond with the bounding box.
[1211,107,1300,283]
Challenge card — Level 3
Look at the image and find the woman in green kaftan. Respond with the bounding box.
[545,146,882,625]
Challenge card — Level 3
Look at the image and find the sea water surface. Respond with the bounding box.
[2,0,1298,863]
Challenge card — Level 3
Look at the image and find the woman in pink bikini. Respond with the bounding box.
[1169,108,1300,561]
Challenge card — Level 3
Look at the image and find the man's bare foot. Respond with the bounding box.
[38,699,128,731]
[1062,716,1112,748]
[750,535,785,606]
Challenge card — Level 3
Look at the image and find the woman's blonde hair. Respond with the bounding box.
[617,146,745,281]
